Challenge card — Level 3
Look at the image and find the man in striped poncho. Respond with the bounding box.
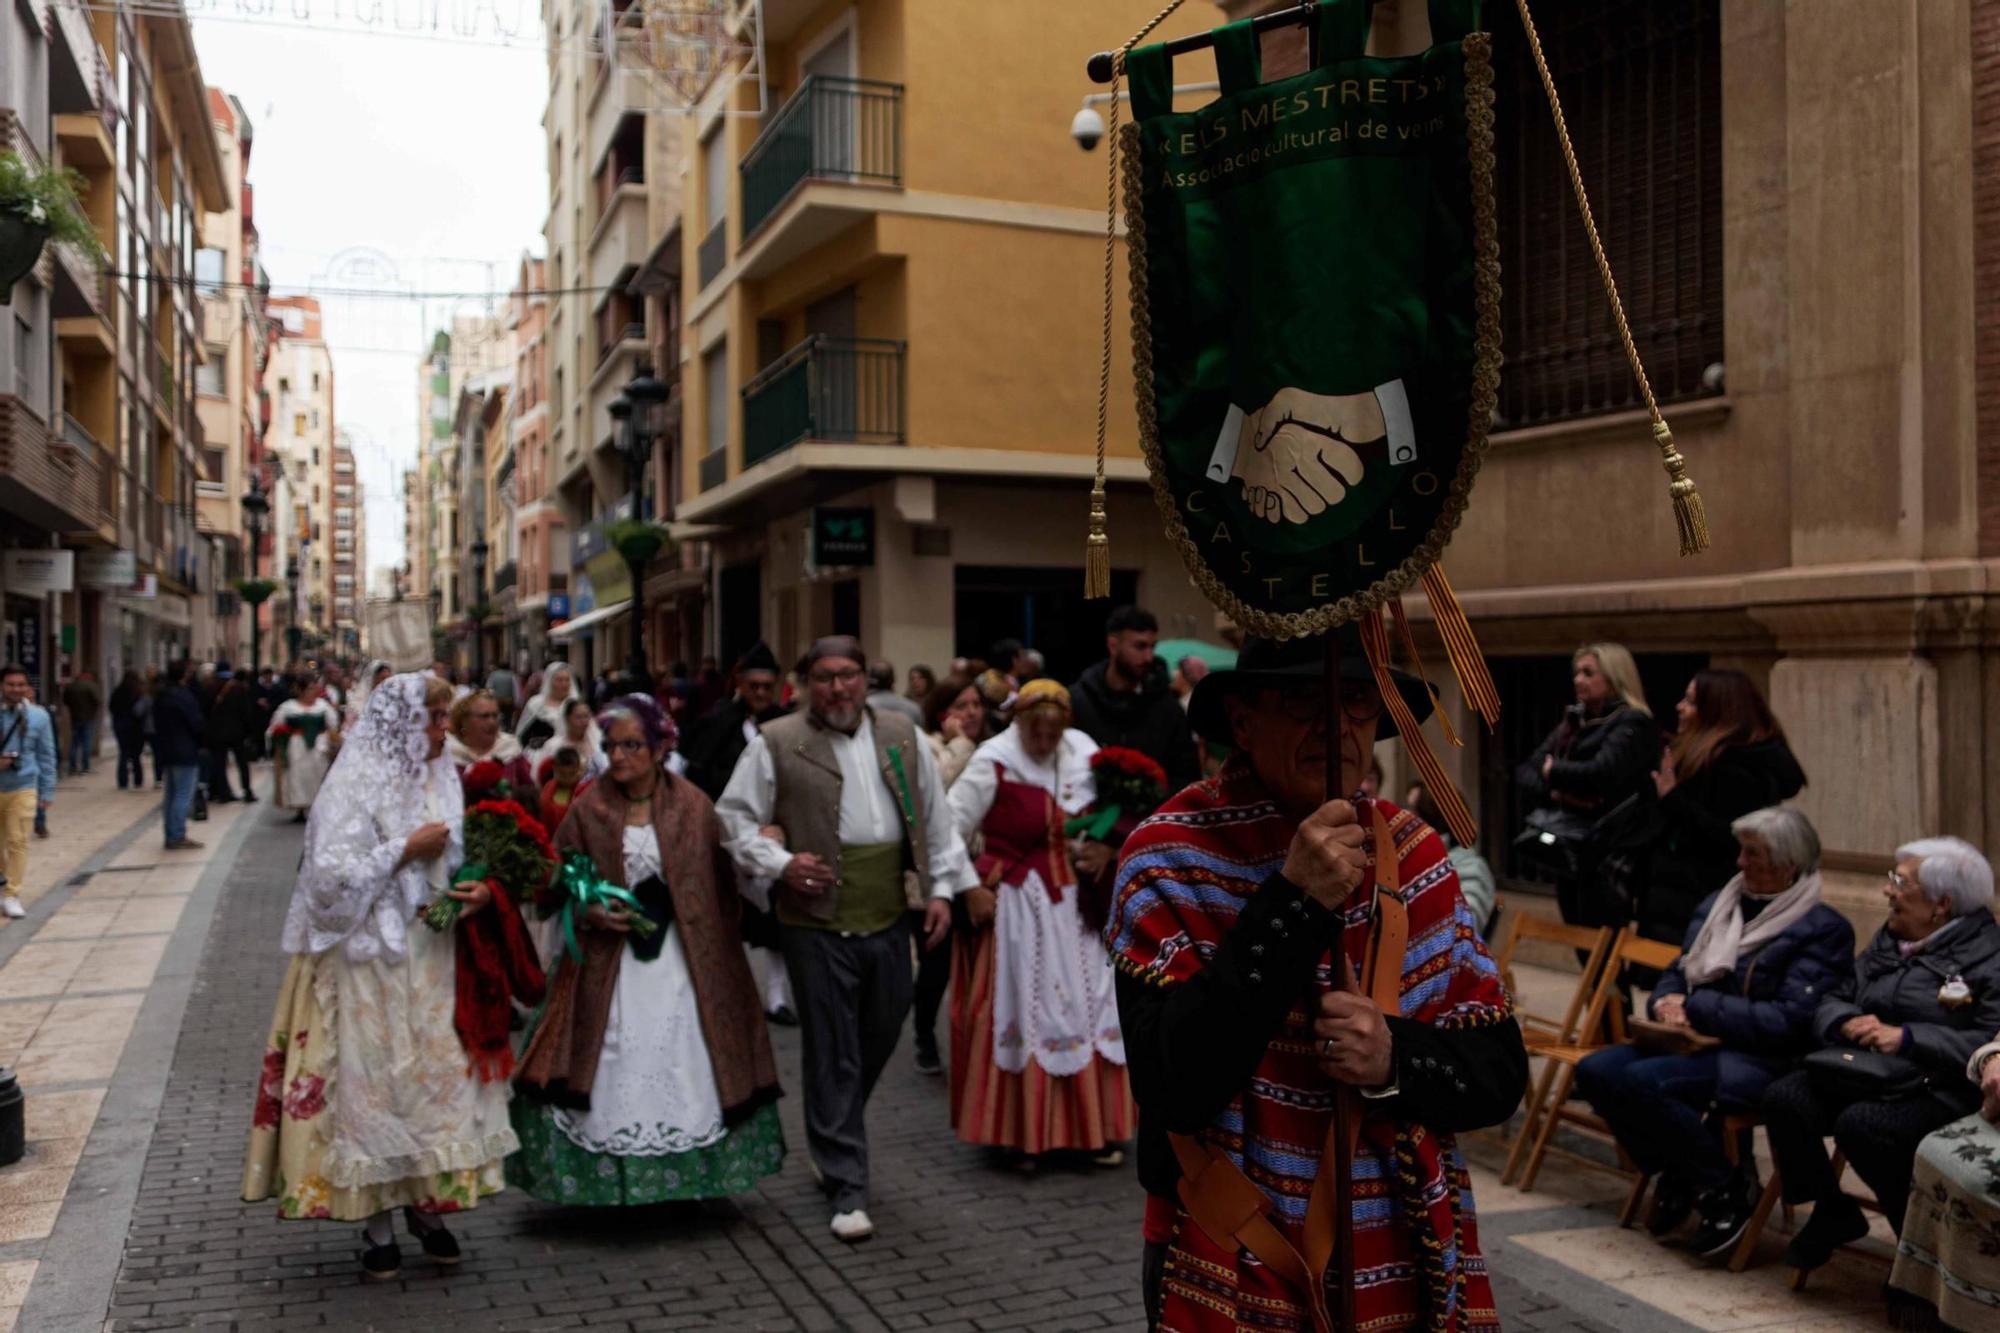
[1107,631,1527,1332]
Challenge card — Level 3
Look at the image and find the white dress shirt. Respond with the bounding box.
[716,710,977,900]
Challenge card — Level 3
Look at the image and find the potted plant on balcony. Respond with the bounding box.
[0,152,104,305]
[605,519,675,570]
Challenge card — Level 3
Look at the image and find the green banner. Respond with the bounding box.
[1124,0,1498,638]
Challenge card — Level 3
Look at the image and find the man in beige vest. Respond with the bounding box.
[717,635,976,1242]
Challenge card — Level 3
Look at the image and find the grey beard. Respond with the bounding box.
[818,703,861,733]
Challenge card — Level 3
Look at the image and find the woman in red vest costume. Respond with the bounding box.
[945,678,1134,1167]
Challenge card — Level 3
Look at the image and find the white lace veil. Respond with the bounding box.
[281,672,464,962]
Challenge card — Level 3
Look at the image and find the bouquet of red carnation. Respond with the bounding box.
[461,759,513,804]
[1064,747,1170,933]
[418,799,552,1083]
[422,798,557,931]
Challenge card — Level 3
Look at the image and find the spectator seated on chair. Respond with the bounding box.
[1891,1031,2000,1332]
[1574,807,1852,1258]
[1764,836,2000,1276]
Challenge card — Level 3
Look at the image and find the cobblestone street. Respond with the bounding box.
[0,768,1894,1331]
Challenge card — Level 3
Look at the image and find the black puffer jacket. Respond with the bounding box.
[1814,913,2000,1112]
[1068,660,1200,795]
[1638,738,1806,944]
[1515,701,1660,814]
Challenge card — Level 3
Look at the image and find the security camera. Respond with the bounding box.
[1071,106,1106,151]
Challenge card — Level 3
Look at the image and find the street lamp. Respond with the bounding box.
[614,366,671,689]
[469,538,489,681]
[239,480,269,671]
[284,556,301,665]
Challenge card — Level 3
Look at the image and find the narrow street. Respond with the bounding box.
[0,765,1892,1332]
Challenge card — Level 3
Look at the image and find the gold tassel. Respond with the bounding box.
[1654,419,1711,556]
[1420,563,1501,727]
[1085,483,1112,599]
[1358,608,1477,848]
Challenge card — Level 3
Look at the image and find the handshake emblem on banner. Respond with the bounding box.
[1205,380,1416,526]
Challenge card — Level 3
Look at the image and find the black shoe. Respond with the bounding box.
[359,1231,402,1281]
[914,1048,942,1076]
[403,1208,461,1265]
[1783,1198,1871,1272]
[1692,1180,1757,1258]
[245,791,259,803]
[1647,1176,1697,1238]
[766,1005,798,1027]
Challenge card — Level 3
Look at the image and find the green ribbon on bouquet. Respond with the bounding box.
[554,851,657,961]
[1062,804,1123,844]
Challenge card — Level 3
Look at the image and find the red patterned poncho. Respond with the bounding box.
[1107,762,1514,1332]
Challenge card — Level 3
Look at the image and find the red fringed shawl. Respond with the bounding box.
[1107,764,1513,1332]
[454,881,547,1082]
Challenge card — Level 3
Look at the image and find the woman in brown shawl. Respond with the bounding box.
[508,693,783,1204]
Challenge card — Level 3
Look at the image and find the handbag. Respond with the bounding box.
[1804,1046,1929,1101]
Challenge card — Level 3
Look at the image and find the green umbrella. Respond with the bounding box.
[1155,638,1237,671]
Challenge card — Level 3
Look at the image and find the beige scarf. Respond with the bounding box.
[1681,870,1824,987]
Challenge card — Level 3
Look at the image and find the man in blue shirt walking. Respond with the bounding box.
[0,664,58,920]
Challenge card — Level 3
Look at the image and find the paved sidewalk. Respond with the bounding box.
[0,761,259,1332]
[0,787,1896,1331]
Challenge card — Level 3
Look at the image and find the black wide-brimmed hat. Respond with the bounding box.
[1187,626,1434,747]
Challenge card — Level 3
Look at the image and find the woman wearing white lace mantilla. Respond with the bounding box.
[241,672,516,1281]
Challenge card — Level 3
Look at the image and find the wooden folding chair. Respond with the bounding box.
[1506,929,1683,1193]
[1490,914,1615,1054]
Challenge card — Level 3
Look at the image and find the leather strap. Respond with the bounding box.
[1167,804,1409,1333]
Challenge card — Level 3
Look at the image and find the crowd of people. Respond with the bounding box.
[13,607,1998,1328]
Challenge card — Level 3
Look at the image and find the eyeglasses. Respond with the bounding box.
[605,737,650,754]
[1888,869,1918,892]
[1266,686,1383,725]
[809,668,864,686]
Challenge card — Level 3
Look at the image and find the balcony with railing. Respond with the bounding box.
[739,76,902,250]
[741,335,904,471]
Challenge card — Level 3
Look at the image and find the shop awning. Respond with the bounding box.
[547,599,630,641]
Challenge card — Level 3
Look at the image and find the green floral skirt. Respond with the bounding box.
[506,1101,784,1205]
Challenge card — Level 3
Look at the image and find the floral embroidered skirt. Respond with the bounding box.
[506,1101,784,1205]
[240,941,514,1221]
[948,920,1135,1155]
[1893,1113,2000,1332]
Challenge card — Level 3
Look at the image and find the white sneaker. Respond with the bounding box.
[1,896,23,919]
[829,1209,875,1242]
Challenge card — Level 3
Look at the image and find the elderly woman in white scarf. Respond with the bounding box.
[943,677,1132,1167]
[527,695,607,782]
[241,672,516,1281]
[1574,806,1855,1258]
[514,660,579,748]
[347,658,392,729]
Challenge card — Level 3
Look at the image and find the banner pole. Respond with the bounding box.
[1327,634,1358,1333]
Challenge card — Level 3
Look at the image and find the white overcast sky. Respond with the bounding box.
[192,17,549,584]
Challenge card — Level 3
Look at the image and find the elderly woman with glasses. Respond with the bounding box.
[944,678,1133,1168]
[1574,807,1853,1258]
[1763,836,2000,1275]
[447,688,533,801]
[511,694,783,1205]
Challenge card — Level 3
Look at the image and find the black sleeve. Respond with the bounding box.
[1116,873,1341,1133]
[1547,711,1660,801]
[1160,698,1201,793]
[1514,723,1561,804]
[1374,1015,1529,1133]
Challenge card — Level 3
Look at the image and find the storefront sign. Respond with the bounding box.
[126,574,158,600]
[584,551,632,606]
[2,551,75,596]
[78,550,137,587]
[15,609,39,678]
[811,507,876,568]
[60,624,76,654]
[548,593,570,622]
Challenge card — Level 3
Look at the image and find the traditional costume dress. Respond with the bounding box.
[510,770,784,1204]
[1110,766,1524,1333]
[945,716,1134,1155]
[515,661,581,747]
[242,675,517,1222]
[269,695,340,813]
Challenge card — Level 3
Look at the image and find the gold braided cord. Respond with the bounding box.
[1088,0,1196,599]
[1511,0,1710,556]
[1128,32,1502,641]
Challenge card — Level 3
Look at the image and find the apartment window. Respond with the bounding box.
[312,373,321,392]
[279,376,289,392]
[203,445,226,483]
[703,343,727,457]
[194,248,225,296]
[702,127,727,229]
[309,409,320,429]
[294,412,305,436]
[196,358,225,397]
[1493,0,1722,428]
[335,507,354,526]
